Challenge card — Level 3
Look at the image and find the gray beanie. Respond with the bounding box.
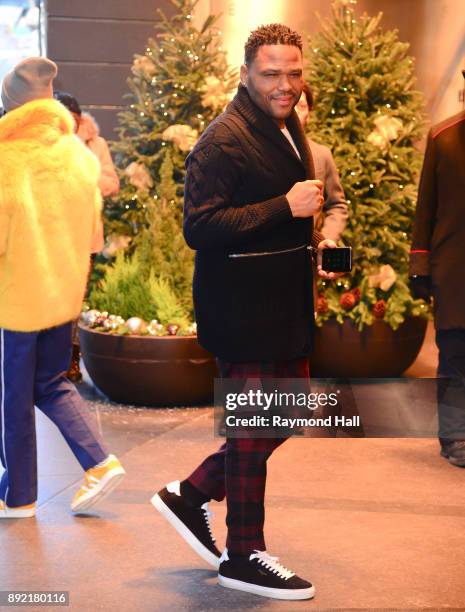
[1,57,58,112]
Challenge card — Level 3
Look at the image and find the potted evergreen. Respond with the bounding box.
[306,1,430,376]
[79,0,237,405]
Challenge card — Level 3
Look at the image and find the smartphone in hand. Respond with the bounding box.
[321,247,352,273]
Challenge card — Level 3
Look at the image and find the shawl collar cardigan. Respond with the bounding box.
[184,85,323,361]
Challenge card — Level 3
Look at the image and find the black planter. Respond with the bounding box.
[311,316,428,378]
[78,323,218,406]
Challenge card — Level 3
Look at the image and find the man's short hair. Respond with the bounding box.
[302,83,314,111]
[244,24,303,66]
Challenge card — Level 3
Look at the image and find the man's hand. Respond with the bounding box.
[409,275,432,303]
[286,180,324,218]
[316,239,344,280]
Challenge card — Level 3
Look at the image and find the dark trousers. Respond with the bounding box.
[436,329,465,441]
[187,357,310,555]
[0,322,108,507]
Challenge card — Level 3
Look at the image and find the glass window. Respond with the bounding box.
[0,0,43,94]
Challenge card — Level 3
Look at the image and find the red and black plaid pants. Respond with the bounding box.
[187,356,310,555]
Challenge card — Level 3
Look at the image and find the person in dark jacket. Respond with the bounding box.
[409,85,465,467]
[151,24,340,601]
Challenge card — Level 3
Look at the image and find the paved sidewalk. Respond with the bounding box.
[2,323,465,611]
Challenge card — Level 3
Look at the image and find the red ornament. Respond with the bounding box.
[317,294,329,314]
[373,299,386,318]
[167,323,180,336]
[340,292,356,310]
[351,287,361,303]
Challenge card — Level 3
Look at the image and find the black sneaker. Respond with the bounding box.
[440,440,465,467]
[151,480,221,569]
[218,549,315,600]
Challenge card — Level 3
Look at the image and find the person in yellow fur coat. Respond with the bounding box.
[0,57,125,518]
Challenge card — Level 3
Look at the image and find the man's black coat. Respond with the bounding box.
[410,110,465,330]
[184,85,323,361]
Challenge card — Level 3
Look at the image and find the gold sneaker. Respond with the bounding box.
[71,454,125,513]
[0,499,36,518]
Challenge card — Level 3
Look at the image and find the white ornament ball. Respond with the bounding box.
[125,317,146,334]
[82,309,100,326]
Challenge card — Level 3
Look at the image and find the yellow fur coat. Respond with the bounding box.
[0,98,102,331]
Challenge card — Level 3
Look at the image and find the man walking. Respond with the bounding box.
[152,24,337,600]
[0,57,125,518]
[410,74,465,466]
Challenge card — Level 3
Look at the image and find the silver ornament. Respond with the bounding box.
[82,309,100,326]
[125,317,146,334]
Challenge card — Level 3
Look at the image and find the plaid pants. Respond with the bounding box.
[187,357,310,555]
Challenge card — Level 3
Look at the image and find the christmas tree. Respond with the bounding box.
[306,0,429,330]
[98,0,238,321]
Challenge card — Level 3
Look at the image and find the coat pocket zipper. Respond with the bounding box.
[228,244,310,258]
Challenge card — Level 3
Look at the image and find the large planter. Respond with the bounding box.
[311,316,428,378]
[79,323,218,406]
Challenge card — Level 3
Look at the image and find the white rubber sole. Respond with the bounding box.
[151,492,220,570]
[0,506,36,518]
[218,574,315,600]
[71,467,126,513]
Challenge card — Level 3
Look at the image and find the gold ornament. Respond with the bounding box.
[368,264,397,291]
[147,319,164,336]
[374,115,403,141]
[162,124,199,152]
[367,115,403,150]
[125,317,147,335]
[131,55,156,78]
[187,322,197,335]
[200,76,233,111]
[124,162,153,192]
[102,234,132,259]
